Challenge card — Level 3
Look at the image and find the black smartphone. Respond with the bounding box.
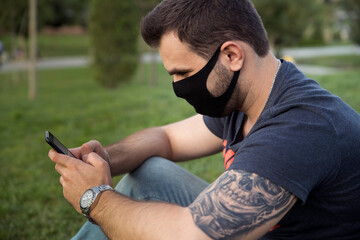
[45,131,77,158]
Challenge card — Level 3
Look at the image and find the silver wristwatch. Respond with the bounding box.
[80,185,113,223]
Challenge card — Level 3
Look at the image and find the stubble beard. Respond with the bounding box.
[210,61,244,117]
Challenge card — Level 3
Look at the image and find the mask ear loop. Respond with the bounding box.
[172,44,223,97]
[203,44,239,100]
[206,45,222,71]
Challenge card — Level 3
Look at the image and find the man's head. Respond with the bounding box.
[140,0,269,60]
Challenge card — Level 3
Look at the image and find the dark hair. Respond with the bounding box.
[140,0,269,59]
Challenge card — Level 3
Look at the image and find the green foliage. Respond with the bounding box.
[252,0,322,53]
[133,0,161,18]
[296,54,360,70]
[0,0,90,35]
[0,0,28,34]
[89,0,139,89]
[38,0,90,27]
[341,0,360,45]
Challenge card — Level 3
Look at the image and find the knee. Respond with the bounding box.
[114,157,172,197]
[129,156,171,181]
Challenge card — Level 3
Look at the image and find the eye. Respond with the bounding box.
[261,181,282,195]
[238,176,253,192]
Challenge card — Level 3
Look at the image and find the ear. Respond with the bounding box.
[220,41,244,72]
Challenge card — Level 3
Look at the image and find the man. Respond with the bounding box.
[49,0,360,239]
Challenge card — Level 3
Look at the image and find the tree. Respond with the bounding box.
[39,0,90,27]
[89,0,139,88]
[0,0,28,35]
[252,0,321,55]
[0,0,91,34]
[341,0,360,45]
[28,0,37,100]
[133,0,160,18]
[133,0,160,86]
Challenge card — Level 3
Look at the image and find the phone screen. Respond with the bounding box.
[45,131,77,158]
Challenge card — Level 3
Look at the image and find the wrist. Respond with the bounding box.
[79,185,114,224]
[90,190,116,224]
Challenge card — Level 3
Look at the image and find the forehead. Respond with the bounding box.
[158,32,207,73]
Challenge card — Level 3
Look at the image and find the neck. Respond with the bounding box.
[237,52,280,126]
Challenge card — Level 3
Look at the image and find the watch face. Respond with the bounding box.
[80,189,94,208]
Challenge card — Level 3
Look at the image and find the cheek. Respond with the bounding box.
[207,69,233,97]
[206,71,218,94]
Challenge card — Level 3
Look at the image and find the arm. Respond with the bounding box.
[91,169,296,240]
[105,114,223,175]
[189,170,297,239]
[50,150,296,239]
[91,191,207,240]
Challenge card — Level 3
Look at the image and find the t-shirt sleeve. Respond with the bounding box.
[203,115,225,139]
[228,108,339,204]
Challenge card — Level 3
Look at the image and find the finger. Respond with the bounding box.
[49,149,63,164]
[69,147,82,159]
[54,162,66,175]
[81,140,103,162]
[80,141,95,161]
[87,152,107,168]
[87,152,112,186]
[49,149,77,167]
[59,175,64,186]
[87,140,104,153]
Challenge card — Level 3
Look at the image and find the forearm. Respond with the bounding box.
[91,191,208,240]
[105,115,223,176]
[105,127,172,176]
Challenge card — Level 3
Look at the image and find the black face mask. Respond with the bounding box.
[172,46,240,117]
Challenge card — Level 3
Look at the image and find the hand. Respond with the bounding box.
[48,149,112,213]
[71,140,110,166]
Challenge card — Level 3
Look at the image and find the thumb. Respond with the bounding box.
[85,152,112,187]
[86,152,106,167]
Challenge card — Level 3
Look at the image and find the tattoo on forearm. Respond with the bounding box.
[189,170,295,239]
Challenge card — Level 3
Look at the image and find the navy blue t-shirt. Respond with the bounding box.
[204,60,360,239]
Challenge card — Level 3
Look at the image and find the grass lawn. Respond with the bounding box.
[0,64,223,239]
[0,62,359,239]
[296,54,360,70]
[1,34,90,59]
[37,34,90,57]
[1,33,149,59]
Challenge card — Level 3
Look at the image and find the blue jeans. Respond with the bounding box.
[71,157,209,240]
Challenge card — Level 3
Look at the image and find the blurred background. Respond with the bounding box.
[0,0,359,239]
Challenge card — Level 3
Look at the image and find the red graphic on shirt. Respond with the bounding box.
[223,140,235,170]
[269,224,280,231]
[223,140,281,232]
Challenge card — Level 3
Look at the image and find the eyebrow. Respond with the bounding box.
[167,68,193,76]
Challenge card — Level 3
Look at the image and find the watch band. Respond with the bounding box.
[80,184,113,224]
